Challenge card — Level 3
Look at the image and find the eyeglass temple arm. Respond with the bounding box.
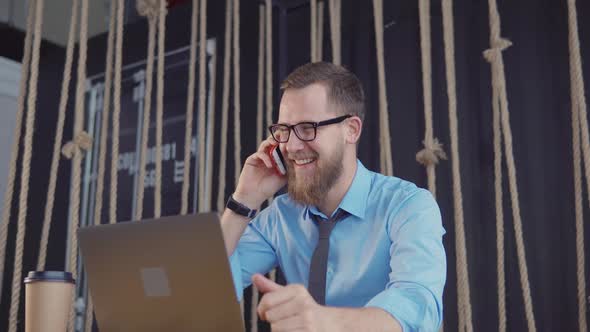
[316,114,352,127]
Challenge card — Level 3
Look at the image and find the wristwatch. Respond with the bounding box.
[226,195,257,218]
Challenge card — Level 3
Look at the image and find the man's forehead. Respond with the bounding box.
[278,84,335,123]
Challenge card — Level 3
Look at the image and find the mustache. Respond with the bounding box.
[286,152,319,161]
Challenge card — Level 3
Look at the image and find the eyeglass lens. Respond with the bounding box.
[272,123,317,142]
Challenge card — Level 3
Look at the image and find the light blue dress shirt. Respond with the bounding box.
[229,160,446,332]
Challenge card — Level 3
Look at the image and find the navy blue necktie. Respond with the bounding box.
[308,209,348,305]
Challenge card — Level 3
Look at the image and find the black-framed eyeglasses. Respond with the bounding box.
[268,114,353,143]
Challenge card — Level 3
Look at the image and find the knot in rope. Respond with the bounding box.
[416,138,448,166]
[136,0,166,22]
[61,131,93,159]
[483,38,512,63]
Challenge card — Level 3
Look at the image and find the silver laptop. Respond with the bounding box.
[78,213,245,332]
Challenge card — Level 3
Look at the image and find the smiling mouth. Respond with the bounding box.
[293,158,316,166]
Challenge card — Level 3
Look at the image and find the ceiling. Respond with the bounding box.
[0,0,316,47]
[0,0,112,46]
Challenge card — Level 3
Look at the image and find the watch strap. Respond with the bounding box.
[226,195,257,218]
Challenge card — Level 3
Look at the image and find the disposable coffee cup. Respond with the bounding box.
[24,271,76,332]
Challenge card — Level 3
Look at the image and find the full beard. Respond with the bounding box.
[286,147,344,207]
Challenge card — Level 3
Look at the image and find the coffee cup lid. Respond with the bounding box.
[24,271,75,284]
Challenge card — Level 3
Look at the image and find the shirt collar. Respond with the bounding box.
[308,159,371,221]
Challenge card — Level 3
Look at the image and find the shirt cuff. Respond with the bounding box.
[229,250,244,302]
[364,286,441,332]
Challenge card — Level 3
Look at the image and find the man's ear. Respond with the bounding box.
[345,116,362,144]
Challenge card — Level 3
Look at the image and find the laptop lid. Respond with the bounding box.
[78,213,244,332]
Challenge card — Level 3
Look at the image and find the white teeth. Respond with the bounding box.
[294,158,315,165]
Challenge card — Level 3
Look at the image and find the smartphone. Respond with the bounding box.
[269,145,287,176]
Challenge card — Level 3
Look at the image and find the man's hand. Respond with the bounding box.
[253,274,403,332]
[233,136,287,209]
[253,274,329,332]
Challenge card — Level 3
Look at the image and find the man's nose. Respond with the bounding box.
[285,131,305,154]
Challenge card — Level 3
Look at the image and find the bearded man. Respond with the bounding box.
[221,62,446,332]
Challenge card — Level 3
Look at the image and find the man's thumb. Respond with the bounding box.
[252,273,282,293]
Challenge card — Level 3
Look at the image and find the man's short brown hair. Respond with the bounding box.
[280,62,365,122]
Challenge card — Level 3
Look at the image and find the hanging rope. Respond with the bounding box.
[111,0,126,224]
[135,0,160,221]
[180,0,199,215]
[233,0,242,187]
[484,0,537,330]
[204,42,218,210]
[484,26,512,326]
[567,0,590,331]
[416,0,447,197]
[154,0,167,218]
[61,132,93,159]
[265,0,273,130]
[571,77,587,332]
[94,0,117,225]
[137,0,160,19]
[488,44,516,332]
[264,0,274,211]
[317,1,324,61]
[418,2,446,329]
[264,0,277,284]
[0,0,35,303]
[440,1,473,332]
[311,0,317,62]
[372,0,393,176]
[7,0,43,329]
[328,0,341,65]
[65,1,90,331]
[197,0,208,210]
[335,0,340,63]
[85,1,118,329]
[0,0,35,299]
[568,0,590,210]
[256,4,265,148]
[415,138,446,191]
[250,8,266,321]
[492,86,506,332]
[216,0,233,213]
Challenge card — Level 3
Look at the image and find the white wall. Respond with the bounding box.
[0,57,21,218]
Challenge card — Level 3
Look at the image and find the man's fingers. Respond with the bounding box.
[263,296,303,323]
[258,291,295,321]
[257,136,277,153]
[255,152,273,169]
[269,314,306,332]
[256,284,309,321]
[244,151,272,169]
[252,273,282,293]
[247,136,278,169]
